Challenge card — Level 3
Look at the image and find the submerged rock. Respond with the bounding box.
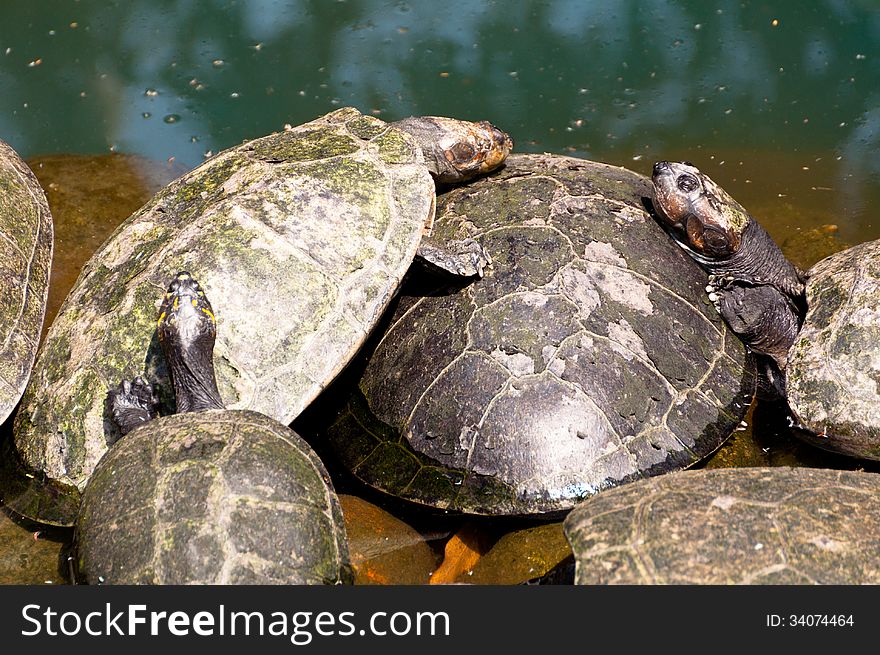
[338,494,438,585]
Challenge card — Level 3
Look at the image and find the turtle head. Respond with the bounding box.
[157,271,216,353]
[391,116,513,184]
[468,120,515,176]
[651,161,752,260]
[156,271,224,412]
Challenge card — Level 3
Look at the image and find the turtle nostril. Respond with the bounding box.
[652,161,669,175]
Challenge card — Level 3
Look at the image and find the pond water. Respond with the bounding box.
[1,0,879,584]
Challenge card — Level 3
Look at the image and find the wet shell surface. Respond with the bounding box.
[327,153,755,515]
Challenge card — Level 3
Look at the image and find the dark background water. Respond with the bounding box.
[1,0,879,242]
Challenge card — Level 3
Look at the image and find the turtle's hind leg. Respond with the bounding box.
[107,377,159,441]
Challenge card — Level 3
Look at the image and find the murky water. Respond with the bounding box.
[4,1,880,237]
[1,1,879,584]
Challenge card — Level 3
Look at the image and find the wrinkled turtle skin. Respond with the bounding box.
[0,140,53,423]
[6,107,503,525]
[651,162,879,460]
[76,409,352,584]
[650,161,805,400]
[327,153,756,515]
[786,239,880,460]
[564,467,880,584]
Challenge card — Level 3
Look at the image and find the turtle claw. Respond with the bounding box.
[107,376,159,439]
[707,273,731,291]
[705,274,733,314]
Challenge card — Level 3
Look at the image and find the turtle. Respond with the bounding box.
[75,272,352,584]
[650,161,880,460]
[4,107,512,525]
[785,239,880,459]
[0,139,53,424]
[563,466,880,584]
[325,153,756,516]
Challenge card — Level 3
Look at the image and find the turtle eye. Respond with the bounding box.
[677,174,699,193]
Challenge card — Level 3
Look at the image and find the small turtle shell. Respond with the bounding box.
[76,409,351,585]
[564,467,880,584]
[786,239,880,460]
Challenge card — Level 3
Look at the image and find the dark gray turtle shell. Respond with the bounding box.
[786,239,880,460]
[564,467,880,584]
[76,409,351,585]
[327,154,755,515]
[0,139,52,423]
[8,107,435,524]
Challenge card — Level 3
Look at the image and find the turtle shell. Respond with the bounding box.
[0,140,52,423]
[564,467,880,584]
[7,107,435,524]
[326,154,756,515]
[786,238,880,460]
[76,409,351,584]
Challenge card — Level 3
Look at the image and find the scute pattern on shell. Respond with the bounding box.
[328,154,755,515]
[0,140,52,423]
[76,410,351,584]
[786,239,880,460]
[564,467,880,584]
[10,108,435,523]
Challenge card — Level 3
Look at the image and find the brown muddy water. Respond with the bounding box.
[1,149,878,586]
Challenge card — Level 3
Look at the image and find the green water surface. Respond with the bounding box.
[2,0,879,242]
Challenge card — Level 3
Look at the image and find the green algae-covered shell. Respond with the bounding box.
[564,467,880,584]
[8,108,435,524]
[786,239,880,460]
[0,140,52,423]
[76,409,351,585]
[326,154,755,515]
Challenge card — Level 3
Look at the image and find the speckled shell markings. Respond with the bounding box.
[787,239,880,460]
[0,140,52,423]
[327,154,756,515]
[9,108,435,524]
[76,409,351,584]
[564,467,880,584]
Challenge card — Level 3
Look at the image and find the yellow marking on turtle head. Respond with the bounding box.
[200,306,216,324]
[156,311,166,328]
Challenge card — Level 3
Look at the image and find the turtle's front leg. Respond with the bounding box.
[107,377,159,440]
[709,282,799,371]
[415,237,492,279]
